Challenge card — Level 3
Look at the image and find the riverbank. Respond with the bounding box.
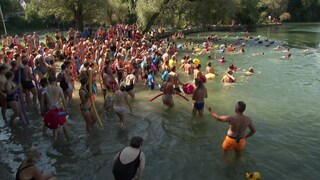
[156,23,283,39]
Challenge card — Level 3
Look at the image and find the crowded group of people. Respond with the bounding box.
[0,24,260,179]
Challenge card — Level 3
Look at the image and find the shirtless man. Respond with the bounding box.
[21,58,37,105]
[192,78,207,116]
[183,60,193,74]
[79,76,97,131]
[42,76,69,141]
[245,67,254,76]
[221,70,236,83]
[125,70,136,99]
[160,75,175,107]
[168,66,184,93]
[114,82,132,127]
[207,101,256,152]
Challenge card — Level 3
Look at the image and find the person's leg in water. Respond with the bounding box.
[62,125,70,141]
[81,108,93,131]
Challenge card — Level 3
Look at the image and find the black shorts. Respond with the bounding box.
[126,84,134,92]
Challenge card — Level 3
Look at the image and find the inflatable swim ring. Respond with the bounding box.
[169,59,175,68]
[205,73,216,80]
[162,70,169,81]
[182,83,195,94]
[44,108,66,129]
[193,59,200,66]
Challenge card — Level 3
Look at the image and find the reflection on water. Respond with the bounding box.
[1,23,320,179]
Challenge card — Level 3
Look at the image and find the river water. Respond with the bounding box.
[1,23,320,180]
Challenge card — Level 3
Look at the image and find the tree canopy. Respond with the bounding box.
[2,0,320,32]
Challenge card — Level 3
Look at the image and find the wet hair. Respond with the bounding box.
[130,136,143,148]
[25,148,40,162]
[237,101,246,113]
[48,76,57,84]
[40,78,48,87]
[5,70,14,79]
[195,78,204,88]
[10,60,17,68]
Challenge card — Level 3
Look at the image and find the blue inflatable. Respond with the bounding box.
[162,70,169,81]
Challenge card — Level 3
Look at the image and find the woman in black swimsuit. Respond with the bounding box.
[4,71,23,125]
[16,148,57,180]
[113,136,145,180]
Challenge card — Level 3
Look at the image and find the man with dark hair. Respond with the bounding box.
[113,136,145,180]
[207,101,255,153]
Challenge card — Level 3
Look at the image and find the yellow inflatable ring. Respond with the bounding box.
[205,73,216,80]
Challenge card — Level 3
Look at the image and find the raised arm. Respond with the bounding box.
[207,107,232,122]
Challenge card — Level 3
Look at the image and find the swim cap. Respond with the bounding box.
[183,83,195,94]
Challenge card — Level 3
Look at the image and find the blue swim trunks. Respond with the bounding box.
[194,102,204,110]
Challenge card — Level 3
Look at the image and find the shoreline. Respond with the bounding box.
[156,23,283,39]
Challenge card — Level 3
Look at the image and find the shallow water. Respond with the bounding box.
[1,23,320,180]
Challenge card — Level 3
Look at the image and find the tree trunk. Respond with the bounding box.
[142,0,171,34]
[74,11,84,31]
[143,12,161,34]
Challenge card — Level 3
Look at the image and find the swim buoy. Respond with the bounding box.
[205,73,216,80]
[218,49,224,53]
[193,59,200,66]
[228,47,235,51]
[182,83,195,94]
[162,70,168,81]
[200,75,207,83]
[169,59,175,68]
[44,108,67,129]
[177,44,183,49]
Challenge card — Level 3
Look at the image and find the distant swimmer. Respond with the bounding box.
[221,70,236,83]
[282,48,290,53]
[281,53,291,60]
[207,101,256,153]
[251,52,264,57]
[273,45,281,50]
[245,67,254,76]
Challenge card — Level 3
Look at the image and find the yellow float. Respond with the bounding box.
[88,69,103,128]
[205,73,216,80]
[193,59,200,66]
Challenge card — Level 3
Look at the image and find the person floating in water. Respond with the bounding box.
[207,101,256,154]
[281,53,291,60]
[221,70,236,83]
[245,67,254,76]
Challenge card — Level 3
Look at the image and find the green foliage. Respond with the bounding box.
[3,0,320,34]
[279,12,291,21]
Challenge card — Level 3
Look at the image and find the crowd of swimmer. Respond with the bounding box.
[0,24,296,179]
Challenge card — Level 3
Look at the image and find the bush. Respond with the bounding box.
[279,12,291,22]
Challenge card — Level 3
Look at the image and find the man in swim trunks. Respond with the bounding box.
[114,82,132,127]
[207,101,256,153]
[192,78,207,116]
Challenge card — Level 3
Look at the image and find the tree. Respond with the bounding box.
[27,0,106,31]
